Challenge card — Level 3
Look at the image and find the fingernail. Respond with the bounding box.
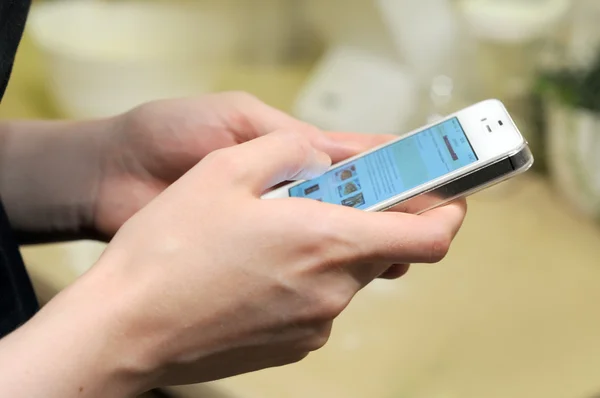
[297,149,331,180]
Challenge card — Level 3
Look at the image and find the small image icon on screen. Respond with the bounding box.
[337,179,361,198]
[304,184,320,195]
[342,192,365,208]
[335,165,357,182]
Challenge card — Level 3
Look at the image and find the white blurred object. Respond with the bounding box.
[28,1,238,119]
[303,0,398,59]
[377,0,460,82]
[547,101,600,219]
[293,45,417,135]
[458,0,572,43]
[376,0,472,125]
[427,75,455,124]
[568,0,600,68]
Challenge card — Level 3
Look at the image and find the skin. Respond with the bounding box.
[0,92,466,397]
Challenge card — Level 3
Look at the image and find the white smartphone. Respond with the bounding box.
[263,99,534,214]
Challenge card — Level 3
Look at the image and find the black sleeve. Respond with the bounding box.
[0,0,31,99]
[0,200,38,338]
[0,0,38,338]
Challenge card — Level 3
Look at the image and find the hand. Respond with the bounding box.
[95,91,392,240]
[0,92,391,244]
[3,130,465,396]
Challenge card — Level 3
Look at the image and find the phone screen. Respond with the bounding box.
[289,117,478,209]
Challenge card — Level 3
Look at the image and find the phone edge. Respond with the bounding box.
[374,143,534,214]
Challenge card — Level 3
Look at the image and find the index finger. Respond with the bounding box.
[322,131,396,163]
[364,200,467,263]
[262,131,396,193]
[318,199,467,287]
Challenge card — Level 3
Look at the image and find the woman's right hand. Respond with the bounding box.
[0,130,466,397]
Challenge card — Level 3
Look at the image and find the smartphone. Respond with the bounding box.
[263,99,534,214]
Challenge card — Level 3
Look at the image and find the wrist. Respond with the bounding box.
[0,263,155,397]
[0,118,115,243]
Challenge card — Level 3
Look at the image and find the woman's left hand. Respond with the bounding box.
[94,91,393,239]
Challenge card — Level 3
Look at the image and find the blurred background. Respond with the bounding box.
[3,0,600,397]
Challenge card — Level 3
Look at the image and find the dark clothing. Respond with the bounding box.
[0,0,30,98]
[0,0,38,338]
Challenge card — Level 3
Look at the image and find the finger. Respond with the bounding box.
[237,96,395,164]
[261,132,396,194]
[316,199,467,285]
[362,200,466,263]
[387,194,468,215]
[386,192,446,214]
[208,130,332,194]
[420,198,467,237]
[377,264,411,280]
[322,131,396,163]
[237,97,342,153]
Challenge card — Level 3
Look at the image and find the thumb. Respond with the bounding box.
[214,130,332,194]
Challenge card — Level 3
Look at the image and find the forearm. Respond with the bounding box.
[0,268,150,397]
[0,119,112,244]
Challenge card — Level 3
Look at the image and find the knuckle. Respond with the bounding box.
[130,99,157,115]
[312,290,352,321]
[233,90,258,101]
[123,101,160,130]
[267,352,309,369]
[291,135,314,163]
[305,323,334,351]
[222,90,260,105]
[427,228,453,263]
[306,335,330,352]
[275,129,312,149]
[285,352,310,365]
[272,131,313,172]
[202,148,246,180]
[307,210,355,258]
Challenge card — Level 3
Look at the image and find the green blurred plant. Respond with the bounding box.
[535,50,600,111]
[530,48,600,173]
